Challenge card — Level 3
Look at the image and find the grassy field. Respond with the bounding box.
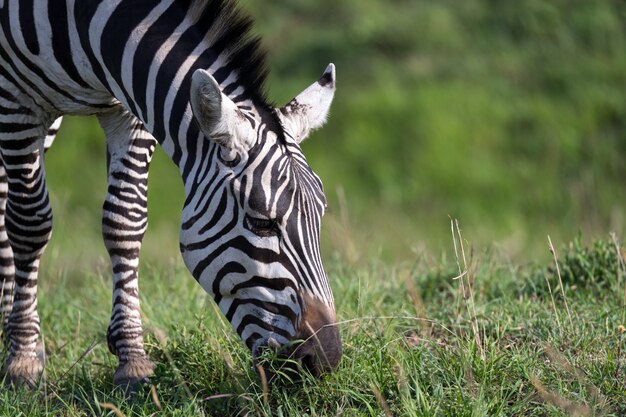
[2,226,625,416]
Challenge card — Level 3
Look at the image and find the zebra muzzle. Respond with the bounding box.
[252,300,342,381]
[291,319,342,377]
[293,294,342,376]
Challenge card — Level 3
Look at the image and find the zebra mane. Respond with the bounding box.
[190,0,274,110]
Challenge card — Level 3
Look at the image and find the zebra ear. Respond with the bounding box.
[190,69,243,150]
[278,63,336,144]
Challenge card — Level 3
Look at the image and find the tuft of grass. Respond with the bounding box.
[551,234,624,291]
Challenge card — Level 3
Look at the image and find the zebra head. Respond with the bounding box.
[183,64,340,377]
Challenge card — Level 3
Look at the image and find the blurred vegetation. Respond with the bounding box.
[44,0,626,265]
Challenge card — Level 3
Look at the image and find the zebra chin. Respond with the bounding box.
[250,298,341,381]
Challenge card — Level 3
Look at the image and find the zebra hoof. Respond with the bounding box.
[3,353,45,389]
[113,356,155,393]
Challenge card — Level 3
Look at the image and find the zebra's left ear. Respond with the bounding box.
[190,69,251,151]
[277,63,336,144]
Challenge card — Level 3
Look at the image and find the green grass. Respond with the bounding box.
[2,231,626,416]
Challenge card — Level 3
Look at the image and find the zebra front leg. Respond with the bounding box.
[1,140,51,387]
[98,110,156,389]
[0,117,62,340]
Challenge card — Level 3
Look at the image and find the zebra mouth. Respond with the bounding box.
[251,336,295,383]
[251,326,342,382]
[251,336,312,382]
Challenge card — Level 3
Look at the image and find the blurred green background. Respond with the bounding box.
[43,0,626,270]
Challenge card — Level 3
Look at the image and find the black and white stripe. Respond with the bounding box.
[0,0,340,386]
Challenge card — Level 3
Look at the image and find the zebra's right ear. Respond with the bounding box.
[277,64,336,144]
[190,69,245,150]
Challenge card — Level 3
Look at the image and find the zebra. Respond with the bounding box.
[0,0,341,388]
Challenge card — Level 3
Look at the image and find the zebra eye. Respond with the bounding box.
[245,214,280,237]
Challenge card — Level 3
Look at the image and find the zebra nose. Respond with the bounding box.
[292,296,342,376]
[292,320,342,377]
[251,303,341,380]
[252,326,341,382]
